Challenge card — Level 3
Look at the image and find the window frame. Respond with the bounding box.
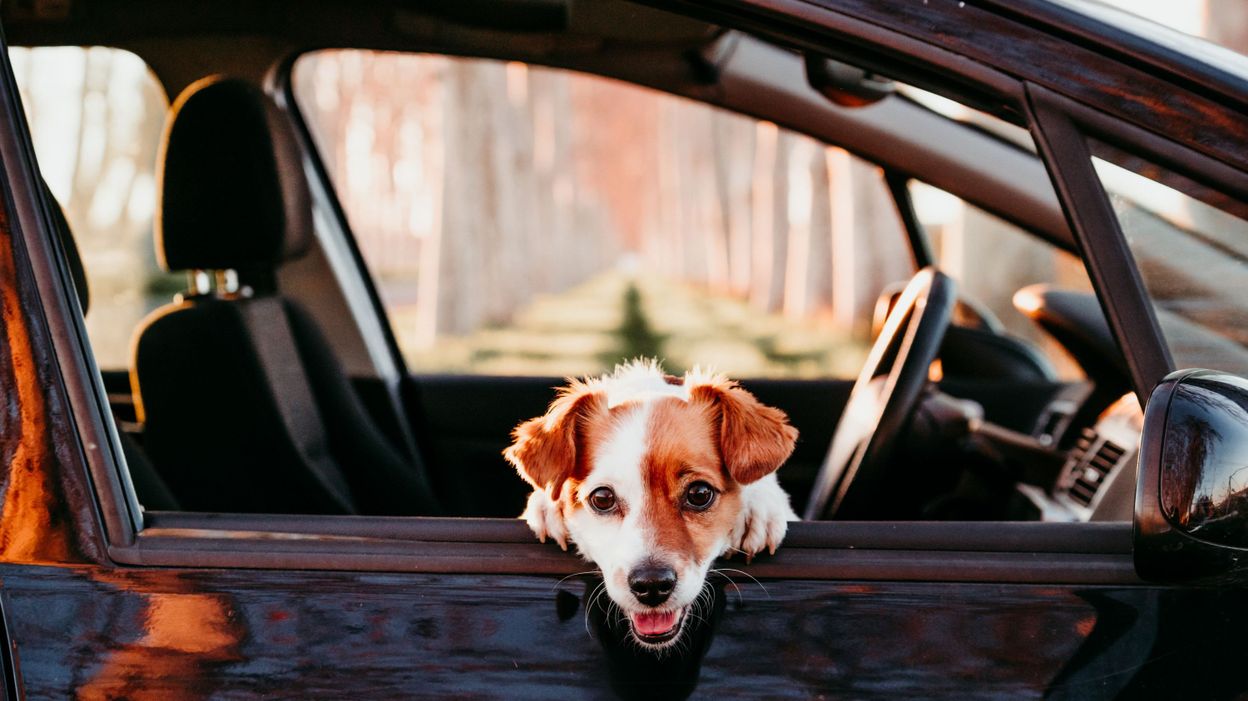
[883,171,935,270]
[121,510,1136,583]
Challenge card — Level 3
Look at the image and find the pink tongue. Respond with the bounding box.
[631,610,678,636]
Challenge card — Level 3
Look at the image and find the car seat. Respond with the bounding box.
[130,76,438,515]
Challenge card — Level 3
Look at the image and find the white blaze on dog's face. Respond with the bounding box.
[504,362,798,650]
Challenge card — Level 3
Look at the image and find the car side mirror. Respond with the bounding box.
[1136,369,1248,583]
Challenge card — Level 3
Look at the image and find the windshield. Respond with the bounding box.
[1092,146,1248,376]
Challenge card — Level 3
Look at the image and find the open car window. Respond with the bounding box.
[292,51,911,379]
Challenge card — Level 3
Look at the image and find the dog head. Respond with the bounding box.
[505,360,797,649]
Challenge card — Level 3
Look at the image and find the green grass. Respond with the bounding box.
[396,271,868,379]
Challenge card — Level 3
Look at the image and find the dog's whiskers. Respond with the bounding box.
[554,570,600,590]
[691,583,714,619]
[710,567,771,600]
[707,569,744,604]
[583,581,610,639]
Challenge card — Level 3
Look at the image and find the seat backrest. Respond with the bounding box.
[132,76,437,515]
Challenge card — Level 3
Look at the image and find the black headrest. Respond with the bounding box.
[156,76,311,275]
[46,187,89,315]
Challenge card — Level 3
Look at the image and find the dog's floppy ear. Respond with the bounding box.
[504,382,607,499]
[691,377,798,485]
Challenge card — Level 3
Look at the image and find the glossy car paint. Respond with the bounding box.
[0,203,98,569]
[0,566,1123,698]
[0,0,1244,698]
[5,563,1246,699]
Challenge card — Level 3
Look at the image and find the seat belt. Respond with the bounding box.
[238,296,356,513]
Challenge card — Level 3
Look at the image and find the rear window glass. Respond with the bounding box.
[10,46,169,369]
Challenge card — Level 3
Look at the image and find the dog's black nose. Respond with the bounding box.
[628,564,676,606]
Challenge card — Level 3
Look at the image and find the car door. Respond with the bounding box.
[0,1,1244,700]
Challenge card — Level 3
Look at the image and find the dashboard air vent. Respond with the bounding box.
[1064,428,1127,508]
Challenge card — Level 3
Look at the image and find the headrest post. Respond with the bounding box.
[215,269,242,297]
[187,270,212,297]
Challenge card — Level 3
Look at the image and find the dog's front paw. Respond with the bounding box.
[726,474,797,561]
[522,490,569,550]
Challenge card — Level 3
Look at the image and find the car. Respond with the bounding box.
[0,0,1245,698]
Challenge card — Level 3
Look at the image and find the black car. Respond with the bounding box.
[0,0,1244,698]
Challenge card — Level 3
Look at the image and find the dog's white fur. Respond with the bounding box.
[728,473,797,559]
[508,360,798,650]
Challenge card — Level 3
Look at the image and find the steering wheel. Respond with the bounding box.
[804,267,956,520]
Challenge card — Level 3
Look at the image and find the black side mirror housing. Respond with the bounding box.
[1136,369,1248,583]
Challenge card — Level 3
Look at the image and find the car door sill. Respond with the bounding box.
[107,514,1140,584]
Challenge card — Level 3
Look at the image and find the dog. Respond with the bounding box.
[504,359,798,650]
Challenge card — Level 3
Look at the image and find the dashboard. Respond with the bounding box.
[1020,393,1142,522]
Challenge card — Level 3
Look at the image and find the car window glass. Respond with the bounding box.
[909,181,1092,379]
[1091,150,1248,376]
[899,86,1034,152]
[292,51,914,379]
[9,46,169,370]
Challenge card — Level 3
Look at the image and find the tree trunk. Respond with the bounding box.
[760,130,792,312]
[806,145,834,313]
[435,60,497,336]
[830,152,909,337]
[749,122,778,310]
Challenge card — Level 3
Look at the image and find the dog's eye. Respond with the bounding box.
[588,487,617,513]
[684,481,716,511]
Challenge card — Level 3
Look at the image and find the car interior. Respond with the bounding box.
[8,0,1144,529]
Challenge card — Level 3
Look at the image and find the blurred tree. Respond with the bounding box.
[15,47,166,368]
[1206,0,1248,52]
[601,284,666,368]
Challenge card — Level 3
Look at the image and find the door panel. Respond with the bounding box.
[1,562,1194,699]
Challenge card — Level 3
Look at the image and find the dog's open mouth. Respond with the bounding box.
[628,607,686,645]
